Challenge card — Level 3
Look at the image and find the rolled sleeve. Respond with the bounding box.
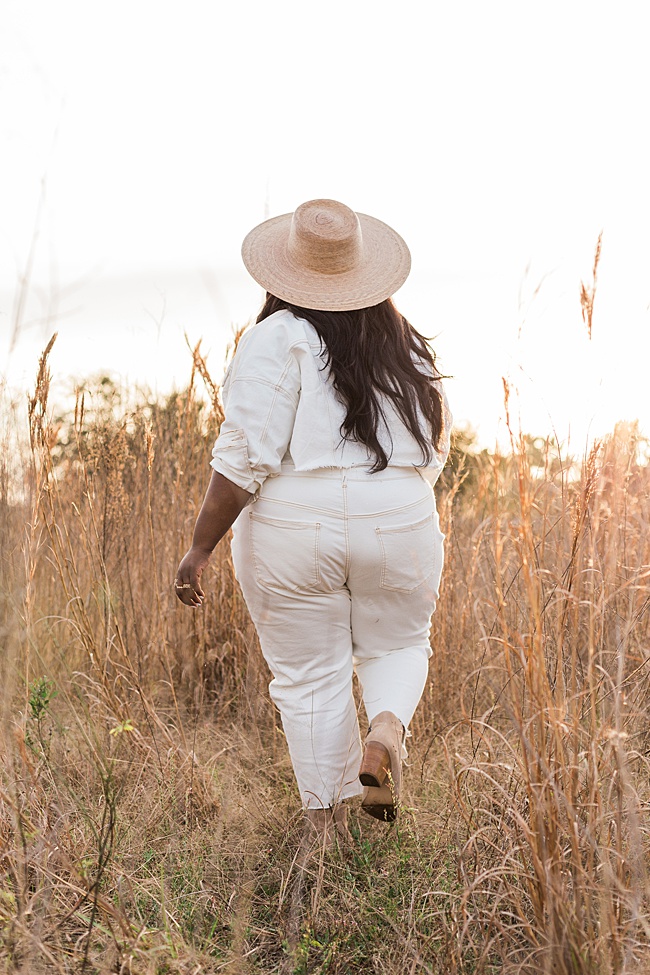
[210,426,257,493]
[210,321,302,495]
[421,382,453,489]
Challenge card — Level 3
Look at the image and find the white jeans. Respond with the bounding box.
[231,466,445,809]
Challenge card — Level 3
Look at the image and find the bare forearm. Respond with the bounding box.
[175,470,252,606]
[191,470,252,554]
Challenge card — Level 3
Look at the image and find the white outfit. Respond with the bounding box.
[210,310,451,808]
[210,310,452,492]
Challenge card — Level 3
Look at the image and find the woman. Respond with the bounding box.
[174,199,451,841]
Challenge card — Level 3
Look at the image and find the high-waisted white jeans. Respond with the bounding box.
[231,465,445,809]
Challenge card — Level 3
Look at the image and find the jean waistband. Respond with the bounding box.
[277,463,424,481]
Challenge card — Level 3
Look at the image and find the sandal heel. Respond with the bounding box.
[358,741,391,787]
[361,783,398,822]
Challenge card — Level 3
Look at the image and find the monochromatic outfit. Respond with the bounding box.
[210,309,451,808]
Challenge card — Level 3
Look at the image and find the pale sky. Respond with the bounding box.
[2,0,649,449]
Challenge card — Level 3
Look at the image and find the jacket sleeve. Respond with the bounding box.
[210,322,301,494]
[420,381,453,489]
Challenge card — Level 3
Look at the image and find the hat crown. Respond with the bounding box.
[288,199,362,275]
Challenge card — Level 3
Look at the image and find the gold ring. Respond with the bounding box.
[174,582,193,590]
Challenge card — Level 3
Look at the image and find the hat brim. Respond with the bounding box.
[241,211,411,312]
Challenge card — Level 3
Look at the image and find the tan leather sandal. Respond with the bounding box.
[304,807,334,847]
[304,803,352,848]
[358,711,404,822]
[332,802,353,844]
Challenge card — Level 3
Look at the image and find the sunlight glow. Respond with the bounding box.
[2,0,649,449]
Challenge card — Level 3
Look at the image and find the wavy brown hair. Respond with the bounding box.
[257,294,445,472]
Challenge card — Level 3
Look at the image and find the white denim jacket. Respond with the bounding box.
[210,310,451,495]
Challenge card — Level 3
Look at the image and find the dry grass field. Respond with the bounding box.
[1,338,649,974]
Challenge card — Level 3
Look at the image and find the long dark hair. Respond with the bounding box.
[257,294,445,472]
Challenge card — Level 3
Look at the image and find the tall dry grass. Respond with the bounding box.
[1,338,649,974]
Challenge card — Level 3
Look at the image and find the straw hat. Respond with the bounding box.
[241,199,411,311]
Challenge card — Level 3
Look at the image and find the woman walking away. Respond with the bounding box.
[174,199,451,844]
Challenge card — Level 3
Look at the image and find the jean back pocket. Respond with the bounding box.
[376,513,441,593]
[249,511,321,591]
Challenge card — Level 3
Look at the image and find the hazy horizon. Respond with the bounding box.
[3,0,649,451]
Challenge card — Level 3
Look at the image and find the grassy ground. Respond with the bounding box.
[1,341,649,973]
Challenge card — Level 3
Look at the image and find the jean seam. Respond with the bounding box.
[342,473,350,580]
[315,523,322,586]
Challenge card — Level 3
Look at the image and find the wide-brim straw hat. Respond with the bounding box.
[241,198,411,311]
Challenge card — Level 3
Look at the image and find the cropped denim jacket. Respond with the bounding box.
[210,310,452,495]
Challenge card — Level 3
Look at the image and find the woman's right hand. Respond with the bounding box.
[174,471,251,608]
[174,547,210,607]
